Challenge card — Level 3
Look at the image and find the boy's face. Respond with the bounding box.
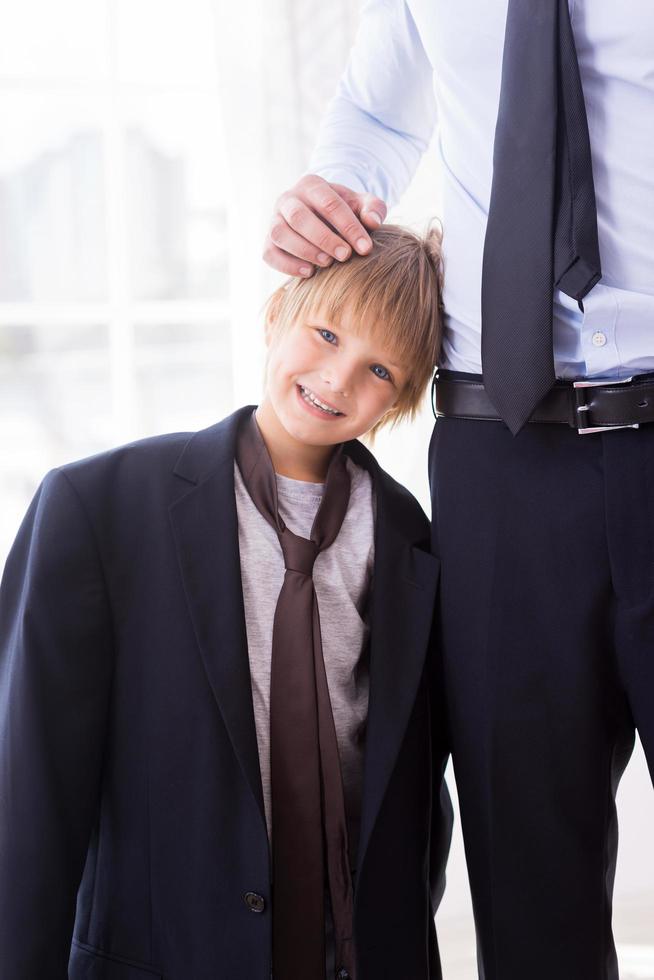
[262,303,406,448]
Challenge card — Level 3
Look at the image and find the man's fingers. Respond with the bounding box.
[262,175,389,275]
[268,218,334,269]
[278,195,356,262]
[261,240,316,278]
[301,180,376,256]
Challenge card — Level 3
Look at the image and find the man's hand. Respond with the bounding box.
[263,175,387,277]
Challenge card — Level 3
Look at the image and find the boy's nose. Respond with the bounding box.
[320,366,353,397]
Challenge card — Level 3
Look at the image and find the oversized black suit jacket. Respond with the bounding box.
[0,406,451,979]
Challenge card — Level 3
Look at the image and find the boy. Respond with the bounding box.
[0,224,450,980]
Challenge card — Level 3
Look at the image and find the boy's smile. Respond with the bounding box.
[296,383,345,418]
[256,304,406,480]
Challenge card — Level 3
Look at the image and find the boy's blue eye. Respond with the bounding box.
[371,364,391,381]
[319,328,337,344]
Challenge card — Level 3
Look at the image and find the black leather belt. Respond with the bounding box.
[432,371,654,434]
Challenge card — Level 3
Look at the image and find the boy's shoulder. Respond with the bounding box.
[15,409,255,575]
[34,408,255,526]
[56,406,253,491]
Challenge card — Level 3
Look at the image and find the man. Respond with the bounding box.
[263,2,654,978]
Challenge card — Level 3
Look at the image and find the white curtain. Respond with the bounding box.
[214,0,361,406]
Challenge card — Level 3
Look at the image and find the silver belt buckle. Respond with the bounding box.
[573,377,640,435]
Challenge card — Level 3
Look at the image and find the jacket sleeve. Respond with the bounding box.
[307,0,438,208]
[0,468,114,979]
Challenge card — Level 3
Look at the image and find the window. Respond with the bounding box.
[0,0,234,565]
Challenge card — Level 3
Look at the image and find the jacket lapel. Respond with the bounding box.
[168,408,266,829]
[167,416,440,874]
[347,453,440,883]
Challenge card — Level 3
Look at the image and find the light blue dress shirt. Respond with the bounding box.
[308,0,654,379]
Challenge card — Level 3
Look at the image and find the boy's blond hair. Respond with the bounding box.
[263,222,444,436]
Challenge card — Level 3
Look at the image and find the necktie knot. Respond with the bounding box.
[280,532,318,577]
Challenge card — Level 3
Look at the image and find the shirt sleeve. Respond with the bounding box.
[308,0,438,209]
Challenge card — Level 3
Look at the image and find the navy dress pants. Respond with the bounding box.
[429,384,654,980]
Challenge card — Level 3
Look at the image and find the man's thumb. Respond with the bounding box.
[358,192,387,227]
[331,183,387,228]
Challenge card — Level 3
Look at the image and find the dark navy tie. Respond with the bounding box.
[481,0,602,435]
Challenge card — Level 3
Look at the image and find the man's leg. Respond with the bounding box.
[430,411,635,980]
[607,427,654,808]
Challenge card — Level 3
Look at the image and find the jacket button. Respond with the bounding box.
[244,891,266,913]
[336,970,350,980]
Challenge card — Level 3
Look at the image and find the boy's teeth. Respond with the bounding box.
[300,385,342,415]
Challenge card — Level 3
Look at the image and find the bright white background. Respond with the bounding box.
[0,2,652,975]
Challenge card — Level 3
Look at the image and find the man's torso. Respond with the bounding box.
[407,0,654,378]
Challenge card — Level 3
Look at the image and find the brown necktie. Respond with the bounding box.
[236,411,356,980]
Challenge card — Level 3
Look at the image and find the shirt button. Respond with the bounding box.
[244,891,266,913]
[592,331,607,347]
[336,970,351,980]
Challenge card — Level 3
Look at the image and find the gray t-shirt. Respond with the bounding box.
[234,455,374,872]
